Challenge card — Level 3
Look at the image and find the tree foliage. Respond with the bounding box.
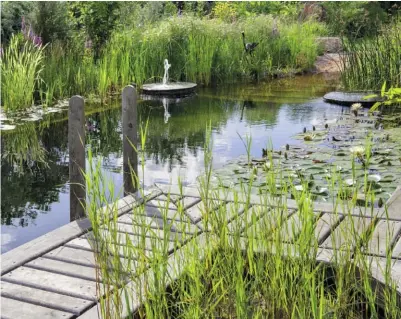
[1,1,34,45]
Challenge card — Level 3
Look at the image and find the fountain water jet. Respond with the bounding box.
[141,59,197,96]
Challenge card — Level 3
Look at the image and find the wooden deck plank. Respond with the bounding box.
[157,184,200,198]
[174,196,202,210]
[363,220,401,256]
[197,201,248,232]
[107,222,182,241]
[321,216,374,250]
[1,189,163,276]
[364,256,401,297]
[146,199,177,210]
[1,218,91,276]
[390,237,401,259]
[386,186,401,220]
[77,233,209,319]
[26,257,99,282]
[314,213,344,244]
[44,246,97,268]
[228,205,268,234]
[81,232,177,253]
[243,208,294,239]
[184,200,225,224]
[66,236,156,261]
[1,281,93,315]
[1,297,74,319]
[118,213,199,235]
[2,267,98,301]
[142,205,188,222]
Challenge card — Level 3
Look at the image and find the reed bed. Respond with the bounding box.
[1,34,46,111]
[340,23,401,90]
[2,15,325,111]
[85,127,401,319]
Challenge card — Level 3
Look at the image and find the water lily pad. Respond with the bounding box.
[313,187,329,195]
[367,175,381,183]
[294,185,304,191]
[344,179,355,186]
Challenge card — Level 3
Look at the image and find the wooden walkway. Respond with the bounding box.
[2,184,401,318]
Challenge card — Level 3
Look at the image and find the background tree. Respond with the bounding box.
[1,1,34,45]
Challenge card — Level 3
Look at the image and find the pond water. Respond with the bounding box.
[1,74,343,253]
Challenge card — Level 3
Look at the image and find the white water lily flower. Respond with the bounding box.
[349,146,365,155]
[351,103,362,111]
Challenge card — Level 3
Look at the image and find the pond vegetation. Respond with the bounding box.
[86,124,401,318]
[1,2,401,317]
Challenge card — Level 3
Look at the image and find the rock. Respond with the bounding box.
[316,37,343,53]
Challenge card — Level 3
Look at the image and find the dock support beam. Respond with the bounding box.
[122,85,139,196]
[68,95,86,221]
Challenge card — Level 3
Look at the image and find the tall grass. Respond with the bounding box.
[85,125,401,318]
[1,15,326,111]
[340,22,401,90]
[1,34,46,111]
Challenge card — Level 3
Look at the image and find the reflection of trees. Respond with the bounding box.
[1,122,69,226]
[282,102,315,124]
[139,97,231,170]
[86,108,122,157]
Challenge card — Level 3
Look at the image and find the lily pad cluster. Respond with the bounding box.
[210,108,401,207]
[0,100,70,131]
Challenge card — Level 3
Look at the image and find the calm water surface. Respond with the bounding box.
[1,74,341,253]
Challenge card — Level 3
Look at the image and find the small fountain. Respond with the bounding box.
[141,59,197,96]
[162,97,171,124]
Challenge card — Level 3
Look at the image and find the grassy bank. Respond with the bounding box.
[85,126,400,319]
[1,15,325,112]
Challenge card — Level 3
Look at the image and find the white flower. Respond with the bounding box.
[350,103,362,112]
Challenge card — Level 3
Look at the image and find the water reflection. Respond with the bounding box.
[1,75,338,253]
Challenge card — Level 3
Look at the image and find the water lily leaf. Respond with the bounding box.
[381,175,395,182]
[294,185,304,191]
[345,179,355,186]
[313,187,329,195]
[367,175,381,183]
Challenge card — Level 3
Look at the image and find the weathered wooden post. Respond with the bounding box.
[69,95,86,221]
[122,85,138,195]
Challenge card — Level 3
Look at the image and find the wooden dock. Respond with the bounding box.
[2,185,401,319]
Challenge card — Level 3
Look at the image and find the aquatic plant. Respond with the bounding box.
[1,34,46,112]
[365,82,401,112]
[1,15,325,111]
[340,22,401,90]
[84,123,401,318]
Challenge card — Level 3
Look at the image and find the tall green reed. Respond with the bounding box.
[340,22,401,90]
[85,126,401,318]
[1,34,46,111]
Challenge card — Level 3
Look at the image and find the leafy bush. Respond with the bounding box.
[322,2,393,37]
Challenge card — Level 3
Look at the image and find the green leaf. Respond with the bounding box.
[381,81,386,97]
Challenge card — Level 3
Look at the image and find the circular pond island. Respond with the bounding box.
[141,82,197,97]
[323,91,383,107]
